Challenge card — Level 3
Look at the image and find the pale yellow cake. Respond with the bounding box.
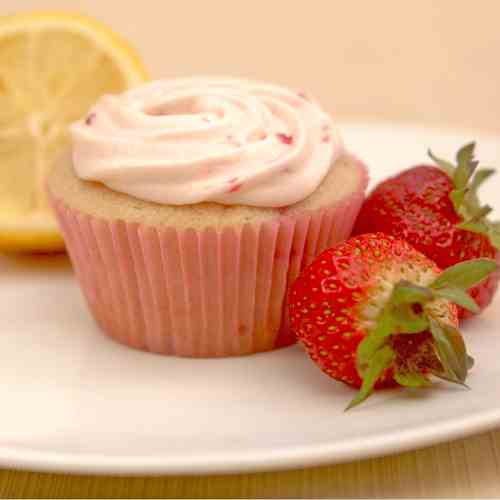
[48,151,368,229]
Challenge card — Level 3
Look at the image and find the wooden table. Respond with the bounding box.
[0,430,499,497]
[3,0,500,497]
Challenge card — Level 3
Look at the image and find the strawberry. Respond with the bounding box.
[353,142,500,319]
[288,233,496,409]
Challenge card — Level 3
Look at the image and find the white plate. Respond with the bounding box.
[2,123,500,476]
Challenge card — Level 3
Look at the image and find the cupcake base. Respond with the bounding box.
[50,160,368,357]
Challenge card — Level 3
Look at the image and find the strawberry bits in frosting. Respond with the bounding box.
[71,77,342,207]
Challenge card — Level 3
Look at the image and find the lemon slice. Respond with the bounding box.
[0,11,148,253]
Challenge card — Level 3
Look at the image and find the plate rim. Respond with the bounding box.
[0,407,499,475]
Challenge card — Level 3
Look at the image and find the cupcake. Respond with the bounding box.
[48,77,368,357]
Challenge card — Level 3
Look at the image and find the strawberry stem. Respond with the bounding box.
[428,143,500,249]
[350,258,496,409]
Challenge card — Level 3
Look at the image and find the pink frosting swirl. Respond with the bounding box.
[71,77,342,207]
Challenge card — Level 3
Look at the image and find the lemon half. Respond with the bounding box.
[0,11,148,253]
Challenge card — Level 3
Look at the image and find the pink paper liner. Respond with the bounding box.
[49,159,368,357]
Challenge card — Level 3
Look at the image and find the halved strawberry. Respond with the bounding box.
[288,233,497,409]
[353,143,500,319]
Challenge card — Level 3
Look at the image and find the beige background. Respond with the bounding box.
[5,0,500,134]
[3,0,500,497]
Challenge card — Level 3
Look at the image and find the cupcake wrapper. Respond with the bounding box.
[50,163,368,357]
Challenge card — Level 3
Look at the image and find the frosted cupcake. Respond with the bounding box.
[48,77,368,357]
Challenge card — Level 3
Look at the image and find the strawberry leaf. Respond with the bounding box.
[430,258,497,290]
[430,143,496,241]
[457,220,491,234]
[488,222,500,250]
[390,281,431,333]
[467,354,475,370]
[346,345,395,411]
[470,168,496,192]
[429,318,468,383]
[471,204,494,220]
[392,281,433,305]
[392,304,429,333]
[464,191,481,214]
[450,188,468,212]
[394,372,431,388]
[357,281,431,374]
[356,309,393,375]
[430,370,470,388]
[428,149,455,176]
[356,280,434,375]
[488,227,500,250]
[454,142,477,189]
[433,287,480,313]
[456,141,476,165]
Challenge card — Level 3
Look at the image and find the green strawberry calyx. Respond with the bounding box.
[428,142,500,249]
[346,258,497,410]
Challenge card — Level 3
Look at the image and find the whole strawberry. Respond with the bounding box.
[353,143,500,319]
[288,233,496,409]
